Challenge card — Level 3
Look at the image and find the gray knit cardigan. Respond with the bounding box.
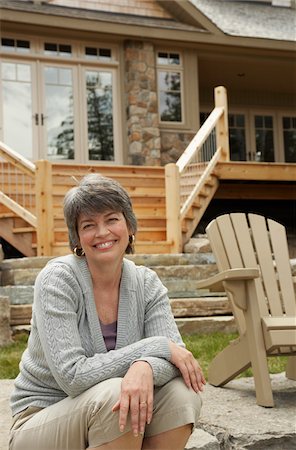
[10,255,183,416]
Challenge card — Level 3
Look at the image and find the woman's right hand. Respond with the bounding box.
[169,341,206,393]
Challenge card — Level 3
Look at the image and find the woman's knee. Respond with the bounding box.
[156,377,202,412]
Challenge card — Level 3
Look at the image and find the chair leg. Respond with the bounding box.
[286,356,296,380]
[208,335,251,386]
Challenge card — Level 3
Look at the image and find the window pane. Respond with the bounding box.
[229,114,246,161]
[44,43,58,55]
[254,115,275,162]
[169,53,180,65]
[163,72,180,91]
[1,38,14,48]
[99,48,111,60]
[17,64,31,82]
[255,115,263,128]
[283,117,290,128]
[1,63,33,158]
[1,63,16,81]
[157,52,168,65]
[86,70,114,161]
[85,47,97,58]
[159,91,181,122]
[236,114,245,127]
[44,66,58,84]
[255,130,275,162]
[158,72,180,91]
[59,44,71,56]
[59,68,72,86]
[264,115,273,128]
[230,129,246,161]
[44,66,74,160]
[283,116,296,162]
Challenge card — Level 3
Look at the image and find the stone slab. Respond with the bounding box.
[1,373,295,450]
[176,316,237,335]
[199,372,296,449]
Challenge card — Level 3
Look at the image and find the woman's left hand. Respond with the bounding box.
[112,360,153,437]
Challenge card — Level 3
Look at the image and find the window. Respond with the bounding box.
[44,42,72,57]
[283,116,296,162]
[1,38,30,53]
[229,114,246,161]
[85,47,112,61]
[157,51,183,123]
[0,35,121,163]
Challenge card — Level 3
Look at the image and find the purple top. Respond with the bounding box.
[99,320,117,351]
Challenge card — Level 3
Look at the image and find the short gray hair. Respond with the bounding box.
[63,173,137,254]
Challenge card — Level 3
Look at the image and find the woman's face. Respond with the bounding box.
[77,210,130,266]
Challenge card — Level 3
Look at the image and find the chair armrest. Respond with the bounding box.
[196,268,260,291]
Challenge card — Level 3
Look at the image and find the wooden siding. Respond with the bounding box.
[50,0,173,18]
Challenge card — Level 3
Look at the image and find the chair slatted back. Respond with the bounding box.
[206,213,296,337]
[206,214,247,334]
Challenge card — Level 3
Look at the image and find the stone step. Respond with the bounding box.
[176,316,236,335]
[0,263,218,287]
[0,282,225,306]
[0,253,215,271]
[9,297,232,326]
[11,315,236,336]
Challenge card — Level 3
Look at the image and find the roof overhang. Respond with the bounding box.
[0,1,295,53]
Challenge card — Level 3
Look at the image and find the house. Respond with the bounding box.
[0,0,295,257]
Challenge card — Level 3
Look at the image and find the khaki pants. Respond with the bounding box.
[9,377,202,450]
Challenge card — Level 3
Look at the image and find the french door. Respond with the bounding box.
[1,59,119,163]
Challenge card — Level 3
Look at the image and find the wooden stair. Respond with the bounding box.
[0,210,36,257]
[181,172,219,244]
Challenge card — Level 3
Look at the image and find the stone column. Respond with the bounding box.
[124,40,161,165]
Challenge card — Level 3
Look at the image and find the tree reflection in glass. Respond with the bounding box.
[158,71,182,122]
[45,66,74,160]
[86,71,114,161]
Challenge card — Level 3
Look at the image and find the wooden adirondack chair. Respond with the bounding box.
[196,213,296,407]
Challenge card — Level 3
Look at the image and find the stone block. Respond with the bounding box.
[185,428,220,450]
[0,296,12,347]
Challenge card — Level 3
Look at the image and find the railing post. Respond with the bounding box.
[215,86,230,161]
[165,163,182,253]
[35,160,54,256]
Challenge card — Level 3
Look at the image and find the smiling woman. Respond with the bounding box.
[9,174,205,450]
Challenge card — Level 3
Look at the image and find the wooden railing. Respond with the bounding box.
[0,142,37,227]
[165,86,229,252]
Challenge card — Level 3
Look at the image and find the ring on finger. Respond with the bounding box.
[140,401,147,407]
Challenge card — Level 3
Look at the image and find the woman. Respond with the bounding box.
[9,174,205,450]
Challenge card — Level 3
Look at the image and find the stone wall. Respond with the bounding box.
[160,130,195,165]
[124,40,161,165]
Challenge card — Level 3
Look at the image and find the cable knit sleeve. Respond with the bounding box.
[34,263,172,397]
[134,267,185,385]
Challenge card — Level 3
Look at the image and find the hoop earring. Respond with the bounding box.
[128,234,135,254]
[73,246,85,257]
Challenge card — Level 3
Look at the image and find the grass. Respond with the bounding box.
[0,333,28,379]
[183,332,287,379]
[0,332,287,380]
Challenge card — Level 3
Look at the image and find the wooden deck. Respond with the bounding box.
[0,160,295,257]
[216,162,296,200]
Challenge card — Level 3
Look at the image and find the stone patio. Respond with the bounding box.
[1,372,295,450]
